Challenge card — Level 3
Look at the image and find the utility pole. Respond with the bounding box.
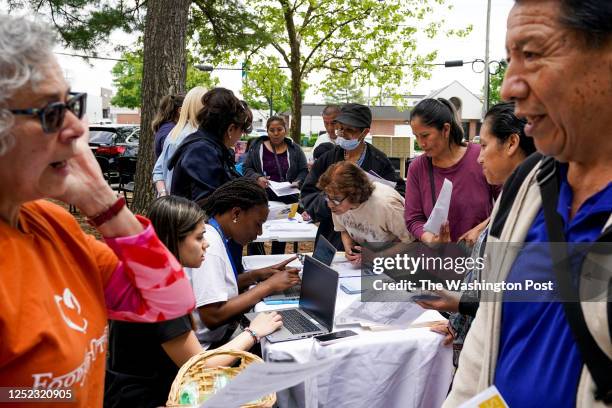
[483,0,492,115]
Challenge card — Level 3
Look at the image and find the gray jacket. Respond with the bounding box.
[242,136,308,187]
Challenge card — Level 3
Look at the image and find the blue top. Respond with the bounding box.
[154,122,175,159]
[495,164,612,407]
[152,124,196,189]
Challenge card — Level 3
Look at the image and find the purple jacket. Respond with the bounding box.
[404,143,499,242]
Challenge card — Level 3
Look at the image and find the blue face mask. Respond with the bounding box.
[337,134,363,151]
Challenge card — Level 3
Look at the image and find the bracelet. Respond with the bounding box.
[87,196,126,227]
[244,327,259,344]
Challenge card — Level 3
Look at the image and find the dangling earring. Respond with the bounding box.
[233,218,238,223]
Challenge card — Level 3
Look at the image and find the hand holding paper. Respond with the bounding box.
[423,178,453,235]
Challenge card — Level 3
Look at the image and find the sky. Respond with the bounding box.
[47,0,515,103]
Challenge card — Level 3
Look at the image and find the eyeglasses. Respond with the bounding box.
[323,193,347,206]
[9,92,87,133]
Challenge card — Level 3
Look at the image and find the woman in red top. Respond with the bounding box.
[0,16,194,407]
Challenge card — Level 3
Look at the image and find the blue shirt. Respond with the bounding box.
[495,165,612,407]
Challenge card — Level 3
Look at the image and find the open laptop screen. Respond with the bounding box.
[299,256,338,332]
[312,235,336,266]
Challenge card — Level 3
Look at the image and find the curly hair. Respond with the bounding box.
[0,15,57,156]
[198,178,267,218]
[317,161,374,205]
[196,87,253,141]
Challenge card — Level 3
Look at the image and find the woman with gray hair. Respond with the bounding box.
[0,15,195,407]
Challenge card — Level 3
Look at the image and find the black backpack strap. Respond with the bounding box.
[536,156,612,403]
[490,152,543,238]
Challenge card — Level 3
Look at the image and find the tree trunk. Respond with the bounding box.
[131,0,190,214]
[289,68,302,144]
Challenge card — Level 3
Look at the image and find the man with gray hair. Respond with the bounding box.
[313,104,341,150]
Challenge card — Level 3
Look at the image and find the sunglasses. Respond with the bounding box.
[9,92,87,133]
[323,192,347,206]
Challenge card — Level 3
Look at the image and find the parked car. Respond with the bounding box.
[89,125,139,183]
[248,128,268,138]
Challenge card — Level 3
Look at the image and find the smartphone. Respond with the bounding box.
[350,246,361,254]
[314,330,358,346]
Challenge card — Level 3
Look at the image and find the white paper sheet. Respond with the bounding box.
[267,202,295,220]
[200,353,348,408]
[423,178,453,235]
[457,385,509,408]
[242,254,302,270]
[335,299,423,328]
[269,180,300,197]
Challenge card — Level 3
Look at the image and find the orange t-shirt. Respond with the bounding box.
[0,200,118,407]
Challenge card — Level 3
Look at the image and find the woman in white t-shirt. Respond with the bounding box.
[317,161,414,265]
[190,179,301,347]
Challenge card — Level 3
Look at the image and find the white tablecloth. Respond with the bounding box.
[253,256,454,408]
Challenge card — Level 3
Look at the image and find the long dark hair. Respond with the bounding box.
[151,94,184,133]
[196,88,253,141]
[410,98,465,147]
[199,178,267,218]
[484,101,536,156]
[147,195,205,260]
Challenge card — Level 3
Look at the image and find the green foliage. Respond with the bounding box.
[241,56,293,115]
[7,0,143,52]
[110,49,218,108]
[488,61,507,106]
[323,77,366,105]
[198,0,466,140]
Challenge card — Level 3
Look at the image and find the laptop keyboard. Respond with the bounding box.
[280,309,320,334]
[283,285,301,297]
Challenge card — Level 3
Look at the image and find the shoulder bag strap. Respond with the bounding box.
[537,156,612,403]
[427,156,436,204]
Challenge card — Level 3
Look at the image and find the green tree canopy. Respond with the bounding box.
[488,61,507,107]
[111,49,218,108]
[323,77,366,105]
[241,56,307,117]
[194,0,470,142]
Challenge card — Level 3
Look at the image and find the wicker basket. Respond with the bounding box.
[166,349,276,407]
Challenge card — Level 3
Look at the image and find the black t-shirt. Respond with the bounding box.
[104,315,192,408]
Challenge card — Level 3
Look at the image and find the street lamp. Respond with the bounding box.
[443,58,506,114]
[194,64,214,72]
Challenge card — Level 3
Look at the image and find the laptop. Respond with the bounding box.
[246,255,339,343]
[264,235,337,302]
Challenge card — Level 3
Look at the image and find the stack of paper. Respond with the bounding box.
[267,202,297,220]
[269,180,300,197]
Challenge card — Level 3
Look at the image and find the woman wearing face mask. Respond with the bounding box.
[168,87,252,203]
[301,103,404,250]
[404,98,499,244]
[190,179,301,348]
